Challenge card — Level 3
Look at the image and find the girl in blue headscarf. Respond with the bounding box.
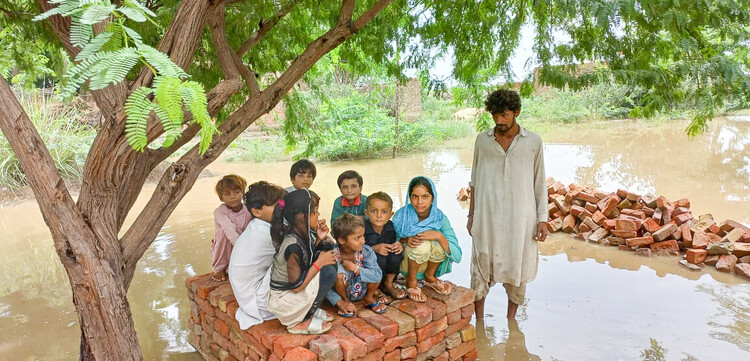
[393,176,462,302]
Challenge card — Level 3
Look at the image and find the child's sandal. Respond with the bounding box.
[405,287,427,303]
[312,309,335,322]
[287,317,331,335]
[366,300,387,314]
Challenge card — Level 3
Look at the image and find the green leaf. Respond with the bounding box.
[80,4,116,25]
[124,0,156,17]
[69,15,93,47]
[75,31,113,62]
[88,47,139,90]
[124,86,154,152]
[138,45,187,78]
[117,7,147,22]
[121,25,143,46]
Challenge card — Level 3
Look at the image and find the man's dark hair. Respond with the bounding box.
[337,170,363,188]
[289,159,317,180]
[366,191,393,209]
[244,181,286,212]
[485,89,521,114]
[332,213,365,241]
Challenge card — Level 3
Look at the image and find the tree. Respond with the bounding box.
[1,1,749,360]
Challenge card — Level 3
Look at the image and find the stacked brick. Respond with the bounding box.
[544,178,750,280]
[186,273,478,361]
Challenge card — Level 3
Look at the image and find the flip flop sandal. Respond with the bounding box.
[288,317,331,335]
[366,300,387,314]
[405,287,427,303]
[312,308,335,322]
[424,279,451,295]
[337,309,355,318]
[384,285,407,300]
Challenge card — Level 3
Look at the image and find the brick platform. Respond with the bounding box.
[186,273,478,361]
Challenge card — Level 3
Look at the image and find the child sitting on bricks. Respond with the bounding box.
[326,213,388,316]
[364,192,406,300]
[211,174,253,281]
[285,159,316,193]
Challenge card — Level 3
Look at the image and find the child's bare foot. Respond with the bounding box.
[383,283,406,300]
[211,270,227,282]
[364,295,387,314]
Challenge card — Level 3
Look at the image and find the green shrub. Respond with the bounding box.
[0,90,95,189]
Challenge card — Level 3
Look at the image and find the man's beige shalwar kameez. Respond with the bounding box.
[469,126,547,302]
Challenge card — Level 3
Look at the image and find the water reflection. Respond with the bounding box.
[476,319,541,361]
[1,118,749,360]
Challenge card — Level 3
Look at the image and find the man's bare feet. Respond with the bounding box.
[288,318,331,334]
[474,297,486,320]
[507,300,519,319]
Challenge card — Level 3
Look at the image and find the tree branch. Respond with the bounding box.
[235,0,299,58]
[207,1,260,95]
[120,0,395,284]
[339,0,356,24]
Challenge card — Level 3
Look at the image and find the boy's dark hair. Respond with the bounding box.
[244,181,286,212]
[332,213,365,241]
[485,89,521,114]
[366,191,393,209]
[289,159,317,180]
[337,170,363,188]
[215,174,247,198]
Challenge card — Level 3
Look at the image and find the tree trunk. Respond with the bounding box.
[0,79,145,360]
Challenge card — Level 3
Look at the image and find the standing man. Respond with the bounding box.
[467,89,548,319]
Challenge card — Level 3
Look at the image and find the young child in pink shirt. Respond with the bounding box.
[211,175,253,281]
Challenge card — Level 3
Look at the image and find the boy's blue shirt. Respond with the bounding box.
[364,219,396,247]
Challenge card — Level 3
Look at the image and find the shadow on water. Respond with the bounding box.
[476,319,541,361]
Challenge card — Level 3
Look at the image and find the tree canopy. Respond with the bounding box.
[1,1,750,360]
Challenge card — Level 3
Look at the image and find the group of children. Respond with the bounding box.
[210,159,462,334]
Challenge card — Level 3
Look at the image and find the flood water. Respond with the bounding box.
[1,117,749,360]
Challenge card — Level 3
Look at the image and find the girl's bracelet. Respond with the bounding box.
[312,262,321,272]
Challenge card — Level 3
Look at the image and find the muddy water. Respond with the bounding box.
[1,117,749,360]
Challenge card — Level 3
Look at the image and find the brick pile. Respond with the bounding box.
[186,273,478,361]
[544,178,750,280]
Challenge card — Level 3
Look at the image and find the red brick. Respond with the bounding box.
[611,229,638,239]
[344,318,385,353]
[355,349,385,361]
[401,346,418,359]
[416,316,448,342]
[447,309,462,324]
[418,331,445,353]
[391,299,433,328]
[672,213,694,226]
[616,219,640,231]
[357,309,399,338]
[705,254,720,266]
[681,223,693,247]
[562,214,577,233]
[584,202,598,213]
[620,209,646,219]
[329,325,367,361]
[434,351,450,361]
[283,347,317,361]
[597,196,619,217]
[448,340,477,360]
[716,255,738,272]
[591,211,606,225]
[708,224,721,235]
[462,349,479,361]
[735,263,750,280]
[308,334,342,361]
[422,284,475,314]
[461,304,474,319]
[576,191,599,203]
[686,249,708,264]
[569,205,586,218]
[251,319,286,351]
[579,223,592,233]
[445,317,471,337]
[603,219,617,230]
[193,276,223,299]
[625,236,653,248]
[445,333,462,349]
[212,332,233,353]
[272,333,318,359]
[626,191,641,203]
[186,274,205,290]
[197,298,215,317]
[733,243,750,258]
[642,218,661,234]
[418,340,446,360]
[692,231,710,249]
[427,297,448,321]
[214,318,230,339]
[383,331,416,352]
[384,349,400,361]
[650,240,679,254]
[653,223,679,242]
[459,325,476,342]
[382,306,416,335]
[268,354,281,361]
